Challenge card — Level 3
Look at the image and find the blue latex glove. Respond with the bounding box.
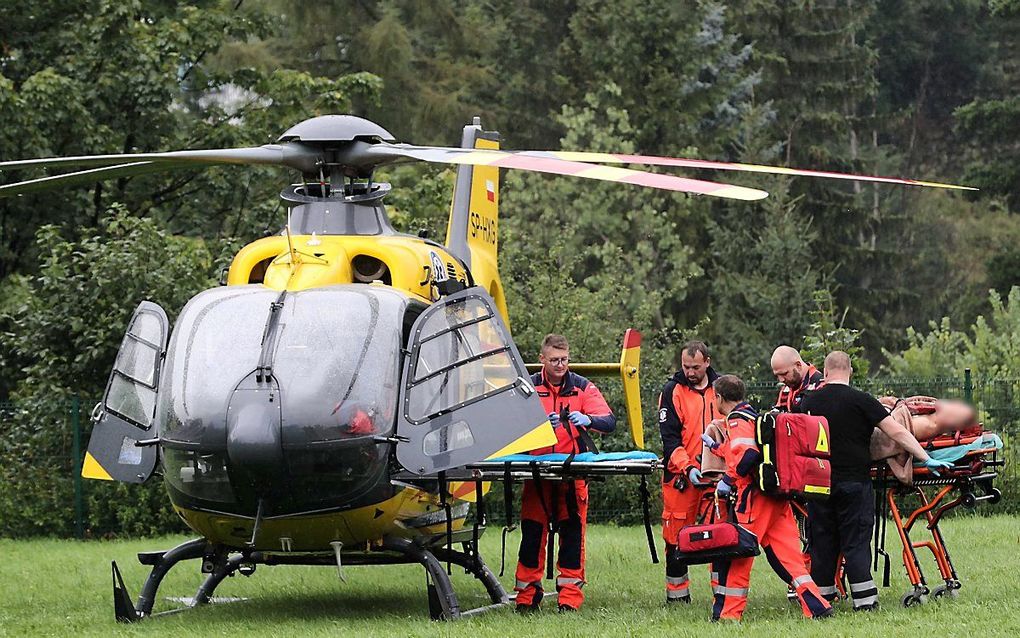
[548,412,561,428]
[716,476,734,498]
[568,411,592,427]
[922,457,953,476]
[701,432,720,451]
[688,467,704,486]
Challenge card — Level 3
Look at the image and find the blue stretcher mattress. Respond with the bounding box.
[917,432,1003,465]
[488,451,659,463]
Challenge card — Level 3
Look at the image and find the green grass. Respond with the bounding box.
[2,515,1019,637]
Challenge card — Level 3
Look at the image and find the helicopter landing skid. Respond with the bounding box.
[382,536,509,620]
[110,535,509,622]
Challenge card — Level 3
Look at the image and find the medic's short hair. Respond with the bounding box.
[542,333,569,351]
[682,340,710,360]
[714,374,746,403]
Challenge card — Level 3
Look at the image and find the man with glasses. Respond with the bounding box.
[658,340,720,604]
[514,333,616,613]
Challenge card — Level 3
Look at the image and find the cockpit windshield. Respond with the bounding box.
[158,285,406,448]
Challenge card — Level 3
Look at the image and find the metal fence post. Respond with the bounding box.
[964,368,973,404]
[71,396,84,540]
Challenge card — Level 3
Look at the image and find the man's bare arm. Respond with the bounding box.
[877,415,931,461]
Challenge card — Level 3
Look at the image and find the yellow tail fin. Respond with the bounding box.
[445,118,509,323]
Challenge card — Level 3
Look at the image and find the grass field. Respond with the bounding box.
[2,515,1019,637]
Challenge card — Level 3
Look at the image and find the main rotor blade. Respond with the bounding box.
[522,151,977,191]
[0,144,321,174]
[364,144,768,201]
[0,161,196,198]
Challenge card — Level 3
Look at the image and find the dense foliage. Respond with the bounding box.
[0,0,1018,535]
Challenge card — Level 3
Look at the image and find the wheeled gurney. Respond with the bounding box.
[868,429,1003,606]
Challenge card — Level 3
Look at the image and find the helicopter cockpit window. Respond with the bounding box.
[159,286,405,448]
[106,307,166,429]
[406,295,519,423]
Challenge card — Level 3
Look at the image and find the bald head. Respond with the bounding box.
[771,345,807,388]
[823,350,852,383]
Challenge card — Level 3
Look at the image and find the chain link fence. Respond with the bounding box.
[1,372,1016,537]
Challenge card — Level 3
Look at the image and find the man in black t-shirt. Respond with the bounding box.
[799,351,952,611]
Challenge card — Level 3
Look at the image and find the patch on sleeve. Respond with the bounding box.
[658,408,668,423]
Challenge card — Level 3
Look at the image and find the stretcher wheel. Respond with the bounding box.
[989,488,1002,504]
[962,493,977,508]
[900,589,927,607]
[931,584,959,600]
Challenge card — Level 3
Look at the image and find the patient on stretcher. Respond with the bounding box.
[871,396,981,483]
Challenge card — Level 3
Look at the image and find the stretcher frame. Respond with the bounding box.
[866,436,1003,606]
[390,457,662,614]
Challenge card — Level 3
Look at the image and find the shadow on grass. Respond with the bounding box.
[188,588,499,622]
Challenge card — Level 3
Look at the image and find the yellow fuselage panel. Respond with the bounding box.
[174,485,467,551]
[226,234,466,295]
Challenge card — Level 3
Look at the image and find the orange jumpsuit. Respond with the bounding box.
[712,403,832,621]
[514,370,615,610]
[658,369,719,601]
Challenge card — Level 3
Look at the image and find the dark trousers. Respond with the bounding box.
[808,480,879,608]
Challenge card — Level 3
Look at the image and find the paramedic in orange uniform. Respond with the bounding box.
[710,374,833,621]
[770,345,824,413]
[658,340,719,603]
[769,344,824,602]
[514,334,616,613]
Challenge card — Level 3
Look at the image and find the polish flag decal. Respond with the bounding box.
[485,180,495,202]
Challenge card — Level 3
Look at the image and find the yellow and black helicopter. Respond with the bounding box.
[0,115,971,620]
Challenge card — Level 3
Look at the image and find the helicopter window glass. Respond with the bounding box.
[163,449,235,504]
[107,373,156,427]
[423,421,474,456]
[273,288,403,444]
[159,286,405,448]
[159,287,286,442]
[113,336,159,387]
[407,348,515,422]
[128,311,163,346]
[417,297,492,343]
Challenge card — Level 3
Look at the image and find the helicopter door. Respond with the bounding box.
[396,286,555,475]
[82,301,169,483]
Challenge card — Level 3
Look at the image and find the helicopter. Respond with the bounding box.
[0,114,973,621]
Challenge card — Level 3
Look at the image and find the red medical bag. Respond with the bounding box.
[755,412,831,500]
[672,500,760,565]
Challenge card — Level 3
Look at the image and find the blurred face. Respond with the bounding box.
[681,351,710,388]
[540,346,570,384]
[772,360,804,388]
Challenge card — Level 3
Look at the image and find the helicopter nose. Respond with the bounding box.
[226,377,284,489]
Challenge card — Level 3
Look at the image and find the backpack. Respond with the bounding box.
[755,412,831,500]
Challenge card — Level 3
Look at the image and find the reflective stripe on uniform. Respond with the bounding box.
[717,586,749,597]
[791,575,812,588]
[818,585,838,597]
[853,593,879,607]
[730,437,757,447]
[849,579,877,593]
[666,589,691,600]
[666,575,690,586]
[516,579,540,591]
[557,577,584,588]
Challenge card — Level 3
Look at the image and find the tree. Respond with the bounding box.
[0,0,382,278]
[0,210,216,536]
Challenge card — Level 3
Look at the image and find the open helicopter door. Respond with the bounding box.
[396,287,555,475]
[81,301,169,483]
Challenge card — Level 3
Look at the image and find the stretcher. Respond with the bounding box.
[866,429,1003,606]
[393,451,663,583]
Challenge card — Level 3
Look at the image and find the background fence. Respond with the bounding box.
[0,371,1016,538]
